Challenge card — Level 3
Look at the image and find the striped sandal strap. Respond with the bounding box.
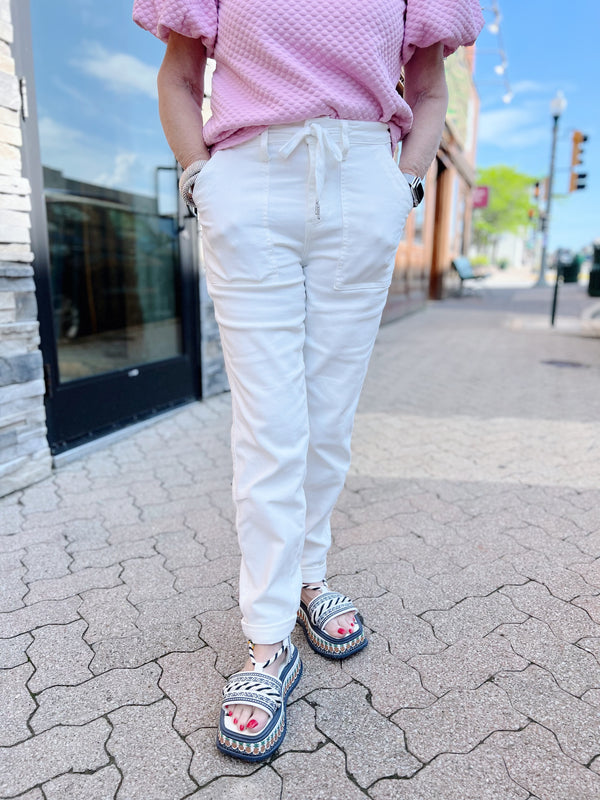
[304,586,357,631]
[247,637,288,669]
[222,670,283,717]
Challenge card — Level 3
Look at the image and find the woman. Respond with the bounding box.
[133,0,483,762]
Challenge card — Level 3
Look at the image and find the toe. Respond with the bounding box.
[247,708,269,733]
[326,611,358,638]
[222,703,241,732]
[237,706,253,731]
[225,703,269,734]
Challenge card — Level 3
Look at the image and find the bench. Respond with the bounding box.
[451,257,490,294]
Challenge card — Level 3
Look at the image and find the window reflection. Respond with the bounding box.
[32,0,182,382]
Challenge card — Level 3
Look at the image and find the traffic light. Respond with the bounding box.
[570,130,588,192]
[571,131,587,166]
[570,171,587,192]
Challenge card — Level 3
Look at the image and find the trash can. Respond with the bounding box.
[589,244,600,297]
[562,255,581,283]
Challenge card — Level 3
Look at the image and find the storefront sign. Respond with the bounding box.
[472,186,489,208]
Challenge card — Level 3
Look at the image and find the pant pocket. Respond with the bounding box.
[334,144,413,292]
[195,147,277,286]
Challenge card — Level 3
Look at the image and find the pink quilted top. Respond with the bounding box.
[133,0,484,153]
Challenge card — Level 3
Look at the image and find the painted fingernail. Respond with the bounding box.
[338,628,346,634]
[247,719,258,729]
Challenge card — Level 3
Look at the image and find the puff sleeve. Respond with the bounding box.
[402,0,485,64]
[132,0,218,56]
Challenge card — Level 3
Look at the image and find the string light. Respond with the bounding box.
[480,2,512,104]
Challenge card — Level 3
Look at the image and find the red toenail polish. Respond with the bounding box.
[338,628,346,634]
[247,720,258,729]
[233,718,238,724]
[240,724,245,730]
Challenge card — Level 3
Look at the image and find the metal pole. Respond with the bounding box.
[550,265,562,326]
[535,114,559,287]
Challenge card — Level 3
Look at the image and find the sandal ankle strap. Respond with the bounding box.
[247,636,289,669]
[302,580,329,592]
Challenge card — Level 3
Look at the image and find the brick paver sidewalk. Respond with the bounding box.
[1,278,600,799]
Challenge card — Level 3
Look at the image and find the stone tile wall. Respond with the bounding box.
[0,0,51,497]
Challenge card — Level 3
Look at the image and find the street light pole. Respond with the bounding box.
[536,90,567,287]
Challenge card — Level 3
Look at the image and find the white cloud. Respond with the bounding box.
[73,42,158,100]
[511,80,546,95]
[97,152,139,189]
[39,117,86,152]
[478,105,549,149]
[52,76,98,117]
[510,79,579,98]
[38,116,151,195]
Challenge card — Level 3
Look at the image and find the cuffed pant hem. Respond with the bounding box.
[301,564,327,583]
[241,614,298,645]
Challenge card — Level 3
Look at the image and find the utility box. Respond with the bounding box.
[589,244,600,297]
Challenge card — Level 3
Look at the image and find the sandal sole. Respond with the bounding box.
[297,606,368,660]
[216,647,303,762]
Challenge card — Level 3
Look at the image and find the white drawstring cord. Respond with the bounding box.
[278,121,349,219]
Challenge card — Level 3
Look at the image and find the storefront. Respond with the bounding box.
[384,45,480,321]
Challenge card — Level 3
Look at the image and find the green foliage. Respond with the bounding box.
[470,254,489,267]
[472,165,536,248]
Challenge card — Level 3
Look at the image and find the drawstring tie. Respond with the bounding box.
[278,121,349,219]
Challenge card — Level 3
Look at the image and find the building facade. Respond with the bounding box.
[0,1,480,496]
[384,45,480,320]
[0,0,52,495]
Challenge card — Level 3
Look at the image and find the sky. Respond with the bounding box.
[30,0,176,206]
[29,0,600,252]
[473,0,600,252]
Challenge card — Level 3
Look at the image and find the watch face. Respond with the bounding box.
[407,178,424,207]
[402,174,424,206]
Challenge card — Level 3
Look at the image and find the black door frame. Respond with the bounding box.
[13,0,202,453]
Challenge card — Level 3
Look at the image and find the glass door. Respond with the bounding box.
[15,0,200,452]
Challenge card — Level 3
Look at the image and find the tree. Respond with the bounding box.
[472,165,536,255]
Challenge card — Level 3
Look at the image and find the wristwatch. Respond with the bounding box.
[402,173,425,207]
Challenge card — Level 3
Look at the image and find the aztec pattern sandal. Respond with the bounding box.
[216,635,302,762]
[297,580,368,659]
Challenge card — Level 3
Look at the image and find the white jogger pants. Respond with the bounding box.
[194,118,414,643]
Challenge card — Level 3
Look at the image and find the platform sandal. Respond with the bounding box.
[297,580,368,659]
[216,635,302,762]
